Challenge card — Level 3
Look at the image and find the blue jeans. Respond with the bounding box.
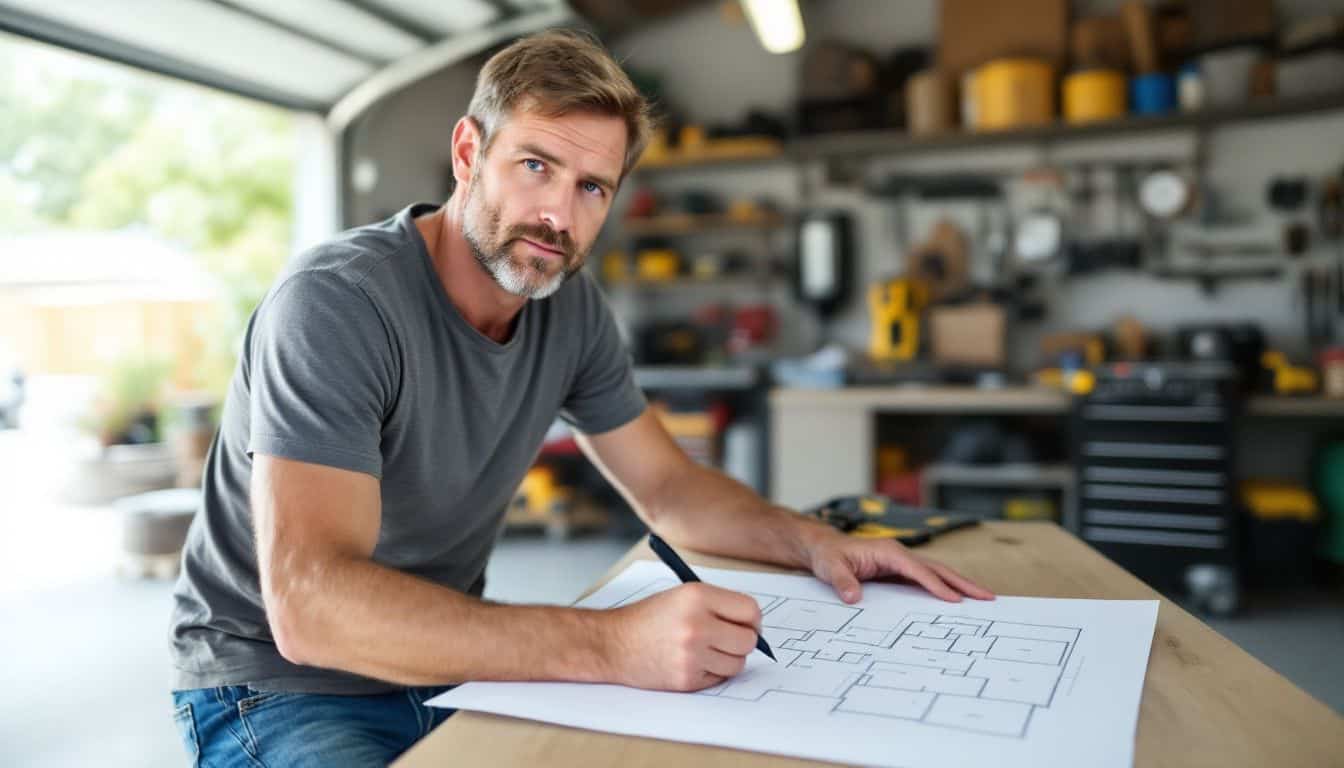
[171,685,454,767]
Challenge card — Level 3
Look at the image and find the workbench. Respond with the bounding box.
[769,385,1344,511]
[393,521,1343,767]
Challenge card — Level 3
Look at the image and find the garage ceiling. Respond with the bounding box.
[0,0,570,112]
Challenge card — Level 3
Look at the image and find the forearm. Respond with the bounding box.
[645,462,839,569]
[266,554,614,687]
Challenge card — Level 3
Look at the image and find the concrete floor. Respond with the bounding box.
[0,520,639,768]
[2,421,1341,768]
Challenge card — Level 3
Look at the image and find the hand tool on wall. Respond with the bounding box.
[1262,350,1320,394]
[868,276,929,362]
[1268,176,1312,257]
[908,218,971,301]
[795,211,853,318]
[1014,167,1069,272]
[1300,265,1340,346]
[1320,175,1343,240]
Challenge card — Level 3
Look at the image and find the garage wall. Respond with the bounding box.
[344,53,486,226]
[344,1,1344,365]
[610,0,1344,364]
[613,0,1344,123]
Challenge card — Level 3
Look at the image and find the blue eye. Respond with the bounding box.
[523,158,544,172]
[583,181,604,197]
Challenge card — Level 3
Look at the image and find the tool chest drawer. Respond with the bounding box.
[1070,364,1242,606]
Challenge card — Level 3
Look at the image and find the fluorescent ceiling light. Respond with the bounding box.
[740,0,805,54]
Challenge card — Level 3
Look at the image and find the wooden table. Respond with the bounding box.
[395,522,1344,767]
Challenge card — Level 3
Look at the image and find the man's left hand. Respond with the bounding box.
[804,528,995,604]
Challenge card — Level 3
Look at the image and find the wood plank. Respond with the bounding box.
[395,522,1343,767]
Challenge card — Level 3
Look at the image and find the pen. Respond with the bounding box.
[647,533,777,662]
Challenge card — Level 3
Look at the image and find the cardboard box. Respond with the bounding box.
[1188,0,1274,50]
[930,303,1006,368]
[938,0,1069,75]
[1072,14,1131,70]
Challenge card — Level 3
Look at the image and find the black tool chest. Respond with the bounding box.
[1071,363,1242,608]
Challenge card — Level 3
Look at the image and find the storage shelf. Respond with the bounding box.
[1245,396,1344,418]
[634,365,759,391]
[635,142,785,170]
[620,213,788,236]
[635,91,1344,173]
[922,462,1076,487]
[770,385,1072,414]
[604,275,779,290]
[772,387,1344,418]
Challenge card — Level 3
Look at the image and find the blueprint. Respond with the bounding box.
[428,560,1159,768]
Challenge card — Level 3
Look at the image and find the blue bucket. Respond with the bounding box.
[1131,73,1176,115]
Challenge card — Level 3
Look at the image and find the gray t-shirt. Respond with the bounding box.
[169,202,646,694]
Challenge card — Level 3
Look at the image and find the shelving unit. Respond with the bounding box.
[771,385,1072,414]
[772,387,1344,419]
[619,212,788,236]
[633,365,760,391]
[771,386,1344,511]
[794,91,1344,161]
[1245,396,1344,418]
[605,212,789,294]
[635,139,785,171]
[632,91,1344,174]
[603,275,781,290]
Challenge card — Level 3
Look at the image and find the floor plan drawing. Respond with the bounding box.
[611,578,1081,738]
[429,561,1159,768]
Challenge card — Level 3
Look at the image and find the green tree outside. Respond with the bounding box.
[0,34,297,396]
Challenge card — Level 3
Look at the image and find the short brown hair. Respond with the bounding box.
[468,28,653,181]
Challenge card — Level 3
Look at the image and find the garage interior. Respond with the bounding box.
[1,1,1342,765]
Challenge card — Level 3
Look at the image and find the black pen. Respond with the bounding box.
[647,533,777,662]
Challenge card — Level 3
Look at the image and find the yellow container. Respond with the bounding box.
[969,58,1055,131]
[1004,497,1057,521]
[635,249,681,281]
[1063,69,1127,124]
[1241,481,1320,523]
[907,68,958,136]
[601,250,628,283]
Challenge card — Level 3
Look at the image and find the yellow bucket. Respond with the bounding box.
[635,249,680,281]
[969,58,1055,131]
[1063,69,1127,124]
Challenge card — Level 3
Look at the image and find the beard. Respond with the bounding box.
[462,177,586,300]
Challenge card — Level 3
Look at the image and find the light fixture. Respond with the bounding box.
[740,0,805,54]
[351,158,379,194]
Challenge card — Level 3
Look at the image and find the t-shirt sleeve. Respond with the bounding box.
[246,270,395,478]
[559,275,647,435]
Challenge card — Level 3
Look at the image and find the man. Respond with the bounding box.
[169,28,992,766]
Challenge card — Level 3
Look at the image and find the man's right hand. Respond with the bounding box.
[603,583,763,692]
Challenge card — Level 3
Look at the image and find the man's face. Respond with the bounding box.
[461,108,625,300]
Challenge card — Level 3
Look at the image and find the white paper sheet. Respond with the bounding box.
[428,561,1159,768]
